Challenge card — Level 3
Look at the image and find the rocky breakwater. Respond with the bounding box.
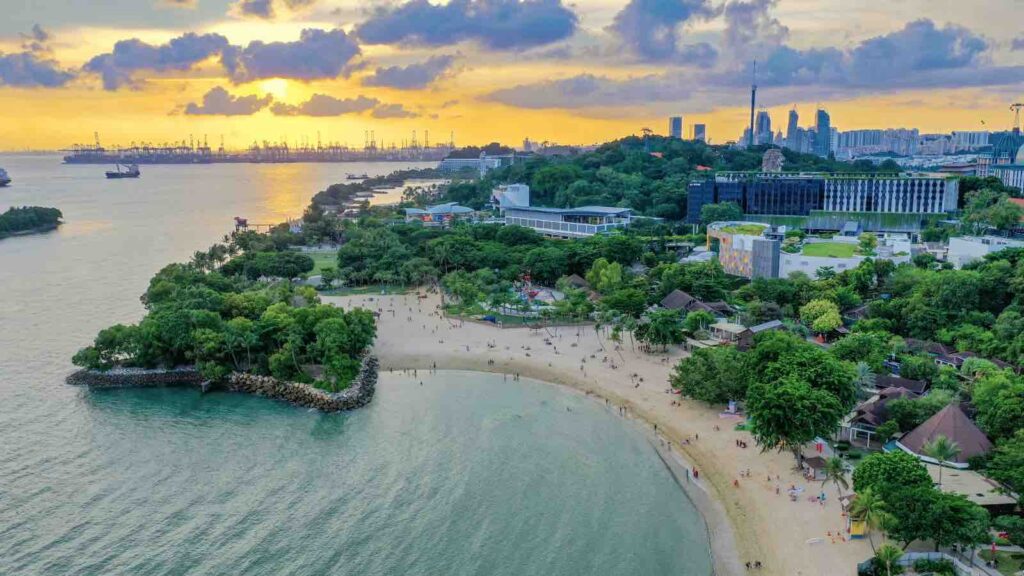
[226,355,379,412]
[66,356,379,412]
[65,366,203,388]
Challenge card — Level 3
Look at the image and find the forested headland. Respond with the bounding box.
[0,206,62,239]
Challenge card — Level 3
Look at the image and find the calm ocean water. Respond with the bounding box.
[0,155,712,575]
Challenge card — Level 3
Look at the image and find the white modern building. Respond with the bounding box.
[822,174,959,214]
[438,152,520,176]
[947,236,1024,268]
[493,183,632,238]
[504,206,632,238]
[991,165,1024,191]
[490,184,531,212]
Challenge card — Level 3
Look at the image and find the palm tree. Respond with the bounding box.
[922,434,961,488]
[874,544,903,576]
[821,456,849,498]
[848,488,889,554]
[854,362,877,398]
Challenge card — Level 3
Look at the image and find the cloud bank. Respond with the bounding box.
[0,25,75,88]
[363,55,456,89]
[270,94,379,116]
[183,86,273,115]
[355,0,578,50]
[84,28,360,90]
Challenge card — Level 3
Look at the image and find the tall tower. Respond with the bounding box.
[786,107,799,149]
[748,60,757,148]
[815,108,831,157]
[669,116,683,139]
[755,109,772,145]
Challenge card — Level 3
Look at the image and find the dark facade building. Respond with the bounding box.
[686,172,959,224]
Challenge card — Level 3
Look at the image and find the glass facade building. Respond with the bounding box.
[686,173,959,224]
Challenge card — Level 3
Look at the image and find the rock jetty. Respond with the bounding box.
[226,356,378,412]
[65,356,378,412]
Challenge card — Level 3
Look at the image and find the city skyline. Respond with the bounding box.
[1,0,1023,149]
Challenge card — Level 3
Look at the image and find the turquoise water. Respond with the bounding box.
[0,155,712,575]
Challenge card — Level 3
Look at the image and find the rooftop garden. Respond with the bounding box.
[801,242,859,258]
[720,223,767,235]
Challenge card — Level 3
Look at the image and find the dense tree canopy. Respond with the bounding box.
[0,206,62,239]
[74,238,376,392]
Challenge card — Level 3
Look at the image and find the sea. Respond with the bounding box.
[0,154,713,575]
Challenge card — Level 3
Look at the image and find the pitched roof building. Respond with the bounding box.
[659,289,735,317]
[896,404,993,468]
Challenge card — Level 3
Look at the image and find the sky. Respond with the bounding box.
[1,0,1023,150]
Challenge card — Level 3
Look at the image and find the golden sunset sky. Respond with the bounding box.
[1,0,1022,150]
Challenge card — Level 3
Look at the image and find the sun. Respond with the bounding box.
[259,78,289,100]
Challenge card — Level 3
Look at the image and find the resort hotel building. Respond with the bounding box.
[686,172,960,225]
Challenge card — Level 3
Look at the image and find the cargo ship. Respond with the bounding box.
[105,164,141,179]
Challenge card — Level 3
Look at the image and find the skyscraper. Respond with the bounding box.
[815,108,831,157]
[755,110,772,145]
[786,108,799,149]
[693,124,707,142]
[669,116,683,139]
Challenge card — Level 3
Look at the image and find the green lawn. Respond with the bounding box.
[801,242,859,258]
[306,251,339,274]
[720,224,767,235]
[979,550,1024,576]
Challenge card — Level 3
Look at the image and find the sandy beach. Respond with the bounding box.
[325,291,872,576]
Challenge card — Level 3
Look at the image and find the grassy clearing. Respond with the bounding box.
[979,551,1024,576]
[305,251,339,274]
[801,242,858,258]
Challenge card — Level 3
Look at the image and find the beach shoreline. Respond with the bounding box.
[327,291,871,576]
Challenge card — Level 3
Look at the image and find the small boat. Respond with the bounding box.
[346,173,369,180]
[0,168,10,187]
[106,163,140,179]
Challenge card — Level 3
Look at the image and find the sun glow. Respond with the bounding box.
[259,79,289,100]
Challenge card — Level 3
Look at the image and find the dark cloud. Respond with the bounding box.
[484,72,688,109]
[677,42,718,67]
[847,19,987,82]
[84,32,230,90]
[270,94,379,116]
[1013,36,1024,51]
[20,24,51,52]
[608,0,718,61]
[0,52,76,88]
[0,26,75,88]
[234,0,317,17]
[755,46,845,87]
[363,55,456,89]
[222,28,361,83]
[371,103,418,118]
[724,19,1003,90]
[723,0,788,51]
[183,86,273,115]
[237,0,274,18]
[355,0,578,51]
